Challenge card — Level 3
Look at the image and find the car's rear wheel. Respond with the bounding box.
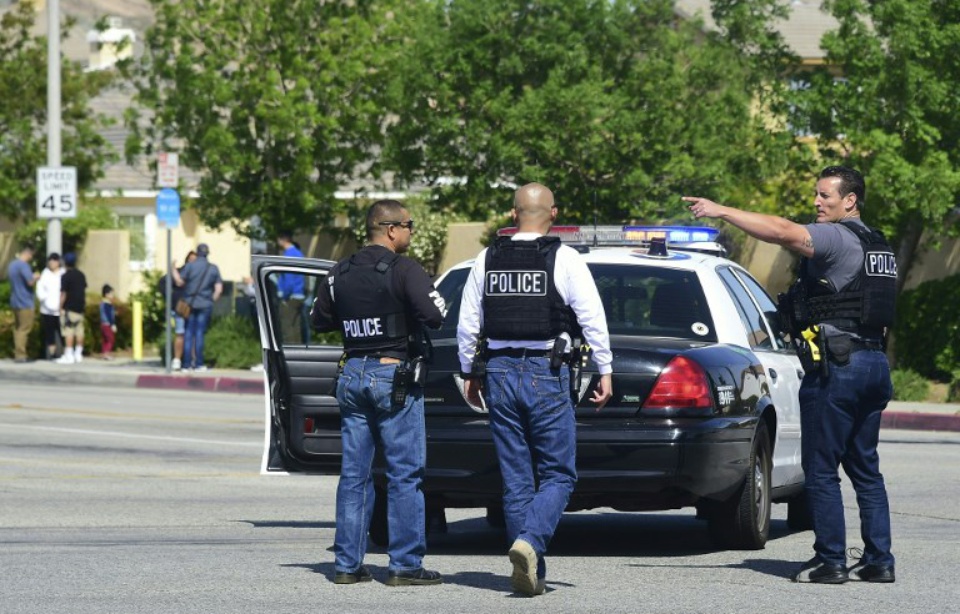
[369,487,389,547]
[485,505,506,528]
[708,422,772,550]
[368,487,445,547]
[786,490,813,531]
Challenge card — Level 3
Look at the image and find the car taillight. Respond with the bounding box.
[641,356,715,415]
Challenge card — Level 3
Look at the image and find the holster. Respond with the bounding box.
[391,362,412,409]
[824,333,852,367]
[471,338,489,378]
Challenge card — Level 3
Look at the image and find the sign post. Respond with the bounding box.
[156,188,181,373]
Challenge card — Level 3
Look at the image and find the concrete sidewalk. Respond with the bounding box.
[0,356,264,395]
[1,357,958,432]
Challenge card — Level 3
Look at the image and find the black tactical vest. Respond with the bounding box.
[330,252,409,353]
[793,221,897,337]
[482,236,576,341]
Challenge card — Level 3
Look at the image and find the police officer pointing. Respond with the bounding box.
[457,182,613,596]
[311,200,446,586]
[684,166,897,585]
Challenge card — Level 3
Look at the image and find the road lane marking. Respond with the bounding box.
[0,404,258,425]
[0,423,261,447]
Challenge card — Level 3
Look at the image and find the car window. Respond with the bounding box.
[263,270,337,347]
[431,263,717,342]
[433,267,471,339]
[589,264,717,342]
[717,266,772,350]
[732,269,789,350]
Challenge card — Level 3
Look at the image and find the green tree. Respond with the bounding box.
[383,0,793,223]
[126,0,402,241]
[0,2,116,221]
[787,0,960,289]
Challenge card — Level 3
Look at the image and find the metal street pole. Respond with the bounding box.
[165,229,173,373]
[46,0,63,256]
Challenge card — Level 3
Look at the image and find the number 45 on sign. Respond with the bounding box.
[37,166,78,219]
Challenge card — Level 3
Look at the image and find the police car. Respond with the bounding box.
[252,225,807,551]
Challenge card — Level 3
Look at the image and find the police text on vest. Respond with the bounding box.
[343,317,384,338]
[485,270,548,296]
[865,252,897,278]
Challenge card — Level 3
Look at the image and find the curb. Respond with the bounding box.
[881,411,960,433]
[135,374,264,395]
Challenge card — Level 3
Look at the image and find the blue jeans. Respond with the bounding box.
[484,356,577,578]
[183,307,211,369]
[334,357,426,573]
[799,348,894,568]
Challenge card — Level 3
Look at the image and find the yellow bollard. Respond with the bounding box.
[133,300,143,362]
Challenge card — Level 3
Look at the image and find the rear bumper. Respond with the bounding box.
[420,416,758,510]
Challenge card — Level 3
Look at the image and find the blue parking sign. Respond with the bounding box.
[156,188,181,228]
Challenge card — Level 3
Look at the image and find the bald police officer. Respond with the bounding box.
[311,200,446,586]
[684,165,897,584]
[457,183,613,596]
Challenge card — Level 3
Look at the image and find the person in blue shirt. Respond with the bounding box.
[7,243,39,362]
[276,231,307,344]
[173,243,223,372]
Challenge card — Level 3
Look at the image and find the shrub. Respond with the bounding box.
[949,371,960,403]
[890,369,930,402]
[203,315,262,369]
[128,269,167,344]
[895,273,960,380]
[0,280,11,310]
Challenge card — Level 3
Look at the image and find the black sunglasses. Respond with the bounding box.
[378,219,415,231]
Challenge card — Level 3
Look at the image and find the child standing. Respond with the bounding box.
[100,284,117,360]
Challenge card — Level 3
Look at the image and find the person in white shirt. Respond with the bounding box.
[36,253,63,360]
[457,182,613,597]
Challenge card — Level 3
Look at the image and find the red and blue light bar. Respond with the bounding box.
[497,225,720,246]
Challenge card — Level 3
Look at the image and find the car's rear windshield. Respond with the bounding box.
[434,263,716,342]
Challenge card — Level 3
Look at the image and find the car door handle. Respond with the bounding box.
[769,368,778,381]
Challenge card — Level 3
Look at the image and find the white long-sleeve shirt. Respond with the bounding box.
[457,232,613,375]
[36,267,63,316]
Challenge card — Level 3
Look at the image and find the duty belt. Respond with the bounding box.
[487,348,551,359]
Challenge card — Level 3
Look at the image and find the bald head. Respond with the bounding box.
[513,183,556,231]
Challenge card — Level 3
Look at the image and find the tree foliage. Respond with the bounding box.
[383,0,795,223]
[126,0,402,241]
[0,2,116,222]
[786,0,960,286]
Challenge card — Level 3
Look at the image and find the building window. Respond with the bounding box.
[116,212,157,271]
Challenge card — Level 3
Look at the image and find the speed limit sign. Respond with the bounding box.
[37,166,78,219]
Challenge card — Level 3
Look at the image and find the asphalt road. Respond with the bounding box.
[1,383,958,614]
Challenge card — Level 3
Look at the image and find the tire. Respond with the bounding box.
[369,487,389,547]
[708,422,772,550]
[786,490,813,531]
[485,505,506,529]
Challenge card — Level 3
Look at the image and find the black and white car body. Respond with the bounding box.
[253,225,807,550]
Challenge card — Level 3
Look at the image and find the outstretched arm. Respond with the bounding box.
[682,196,814,258]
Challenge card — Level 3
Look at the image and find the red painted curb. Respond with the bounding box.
[136,374,217,392]
[216,377,264,395]
[882,412,960,432]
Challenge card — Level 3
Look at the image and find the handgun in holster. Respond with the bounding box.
[549,335,569,369]
[569,340,591,404]
[470,337,489,379]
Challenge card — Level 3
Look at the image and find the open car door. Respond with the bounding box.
[253,255,345,475]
